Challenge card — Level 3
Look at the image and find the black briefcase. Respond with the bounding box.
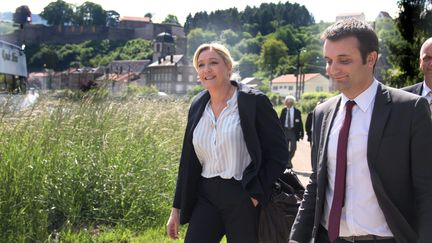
[258,170,305,243]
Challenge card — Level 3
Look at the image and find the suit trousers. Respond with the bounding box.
[316,224,396,243]
[284,127,297,167]
[184,176,260,243]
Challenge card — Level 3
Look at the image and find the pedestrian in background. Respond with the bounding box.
[402,37,432,118]
[279,95,304,168]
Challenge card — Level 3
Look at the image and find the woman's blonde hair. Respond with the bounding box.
[192,43,234,70]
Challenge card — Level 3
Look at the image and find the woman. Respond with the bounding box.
[166,43,289,242]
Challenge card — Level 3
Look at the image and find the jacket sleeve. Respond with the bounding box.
[290,108,320,242]
[172,106,194,209]
[254,94,290,203]
[411,97,432,242]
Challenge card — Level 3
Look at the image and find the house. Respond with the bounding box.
[376,11,392,21]
[97,60,151,92]
[144,54,197,94]
[336,12,366,22]
[28,67,104,90]
[271,73,332,98]
[240,77,262,88]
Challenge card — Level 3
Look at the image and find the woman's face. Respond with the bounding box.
[196,49,232,91]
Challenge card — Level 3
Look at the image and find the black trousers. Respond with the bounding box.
[185,177,260,243]
[316,224,396,243]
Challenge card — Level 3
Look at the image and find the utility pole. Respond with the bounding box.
[295,49,301,100]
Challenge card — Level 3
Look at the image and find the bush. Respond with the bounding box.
[299,92,336,113]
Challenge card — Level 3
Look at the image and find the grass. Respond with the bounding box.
[0,91,189,242]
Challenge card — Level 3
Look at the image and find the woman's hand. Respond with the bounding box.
[166,208,180,240]
[251,197,259,207]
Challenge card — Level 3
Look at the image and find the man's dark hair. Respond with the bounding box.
[321,18,379,64]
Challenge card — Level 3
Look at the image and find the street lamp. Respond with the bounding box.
[295,48,306,100]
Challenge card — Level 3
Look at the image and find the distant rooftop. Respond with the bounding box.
[119,16,151,22]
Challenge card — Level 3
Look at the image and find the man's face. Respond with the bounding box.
[420,41,432,82]
[285,99,293,108]
[324,36,376,99]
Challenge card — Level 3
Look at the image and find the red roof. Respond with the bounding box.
[119,16,151,22]
[272,73,322,84]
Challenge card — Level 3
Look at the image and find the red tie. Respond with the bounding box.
[328,100,356,242]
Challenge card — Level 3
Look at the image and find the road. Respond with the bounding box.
[291,138,313,187]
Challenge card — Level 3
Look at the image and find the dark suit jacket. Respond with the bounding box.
[279,107,304,141]
[290,84,432,243]
[305,111,313,142]
[173,81,289,224]
[402,82,423,95]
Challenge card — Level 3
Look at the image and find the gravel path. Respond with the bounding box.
[291,138,313,187]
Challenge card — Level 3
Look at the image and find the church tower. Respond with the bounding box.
[153,32,175,63]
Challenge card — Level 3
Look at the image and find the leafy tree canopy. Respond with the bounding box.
[13,5,31,28]
[40,0,74,26]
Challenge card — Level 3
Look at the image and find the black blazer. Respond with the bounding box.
[290,84,432,243]
[173,81,289,224]
[279,107,304,141]
[305,111,313,142]
[402,82,423,95]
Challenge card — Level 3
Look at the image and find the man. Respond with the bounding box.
[403,37,432,116]
[290,19,432,243]
[279,95,304,168]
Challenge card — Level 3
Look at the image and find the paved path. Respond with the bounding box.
[291,138,313,187]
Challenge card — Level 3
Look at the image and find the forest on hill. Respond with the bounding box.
[5,0,432,87]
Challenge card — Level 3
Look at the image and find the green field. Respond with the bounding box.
[0,91,189,242]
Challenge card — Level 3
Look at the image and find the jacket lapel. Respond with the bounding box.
[318,97,340,169]
[415,83,423,95]
[186,91,210,140]
[367,84,391,166]
[316,97,340,205]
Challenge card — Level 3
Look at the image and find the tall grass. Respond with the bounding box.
[0,92,188,241]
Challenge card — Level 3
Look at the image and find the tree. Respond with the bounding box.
[220,29,241,46]
[260,38,288,78]
[144,12,153,22]
[394,0,432,86]
[162,14,180,26]
[13,5,31,29]
[186,28,217,58]
[74,1,107,26]
[238,54,259,78]
[40,0,73,26]
[106,10,120,27]
[30,45,60,70]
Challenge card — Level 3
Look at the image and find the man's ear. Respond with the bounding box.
[367,52,378,67]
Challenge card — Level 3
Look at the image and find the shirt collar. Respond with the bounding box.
[341,79,378,112]
[422,81,432,96]
[226,87,238,108]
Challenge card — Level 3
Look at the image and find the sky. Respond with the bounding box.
[2,0,400,24]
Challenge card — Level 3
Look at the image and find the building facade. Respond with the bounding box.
[271,73,332,98]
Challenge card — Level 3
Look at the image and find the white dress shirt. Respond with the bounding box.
[322,79,393,237]
[421,81,432,103]
[285,107,294,128]
[192,89,251,180]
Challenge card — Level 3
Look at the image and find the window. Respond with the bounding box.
[288,86,293,91]
[316,86,323,92]
[177,74,182,82]
[273,86,278,90]
[189,75,194,82]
